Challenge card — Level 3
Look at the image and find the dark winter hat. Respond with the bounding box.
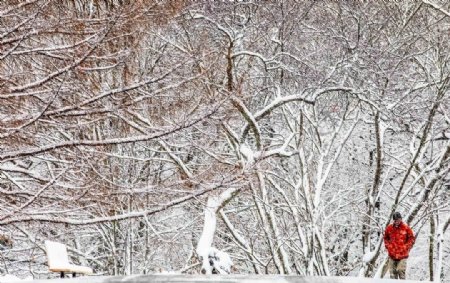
[393,212,402,220]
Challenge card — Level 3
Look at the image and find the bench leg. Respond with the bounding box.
[60,272,65,278]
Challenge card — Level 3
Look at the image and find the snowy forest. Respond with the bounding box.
[1,0,450,282]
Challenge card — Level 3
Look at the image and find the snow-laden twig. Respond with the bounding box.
[392,91,444,207]
[0,163,48,183]
[386,82,431,110]
[190,13,234,41]
[158,141,193,179]
[0,9,38,40]
[311,86,354,100]
[0,169,68,221]
[406,143,450,222]
[0,184,229,225]
[238,134,296,169]
[0,0,40,17]
[10,34,98,55]
[220,210,263,273]
[44,63,185,116]
[1,73,65,139]
[253,91,315,120]
[399,150,447,203]
[258,172,292,274]
[231,97,262,149]
[132,74,202,104]
[422,0,450,17]
[249,178,286,274]
[314,110,360,207]
[9,23,112,93]
[240,86,351,142]
[258,133,296,159]
[267,176,308,258]
[0,104,221,161]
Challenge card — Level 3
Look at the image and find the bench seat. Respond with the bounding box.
[45,240,93,277]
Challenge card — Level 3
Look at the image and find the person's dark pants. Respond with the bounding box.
[389,258,407,279]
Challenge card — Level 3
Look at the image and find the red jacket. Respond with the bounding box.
[384,222,415,260]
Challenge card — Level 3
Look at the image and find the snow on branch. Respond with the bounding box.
[0,0,39,17]
[0,185,226,225]
[241,86,352,141]
[231,97,262,149]
[190,13,234,41]
[422,0,450,17]
[197,188,239,274]
[259,133,296,159]
[9,24,112,93]
[0,169,68,222]
[44,63,186,117]
[0,104,221,161]
[253,91,315,121]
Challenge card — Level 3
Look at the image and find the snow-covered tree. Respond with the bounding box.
[1,0,449,281]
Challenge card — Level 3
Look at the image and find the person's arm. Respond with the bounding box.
[383,226,391,250]
[406,225,415,250]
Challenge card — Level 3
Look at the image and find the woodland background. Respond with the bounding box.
[0,0,449,281]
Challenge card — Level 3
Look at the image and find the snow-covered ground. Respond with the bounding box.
[0,275,432,283]
[0,275,32,282]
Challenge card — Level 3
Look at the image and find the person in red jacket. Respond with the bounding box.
[384,212,415,279]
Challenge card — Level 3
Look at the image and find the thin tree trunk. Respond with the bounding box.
[429,214,435,281]
[250,177,285,274]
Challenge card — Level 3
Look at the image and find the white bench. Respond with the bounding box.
[44,240,93,278]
